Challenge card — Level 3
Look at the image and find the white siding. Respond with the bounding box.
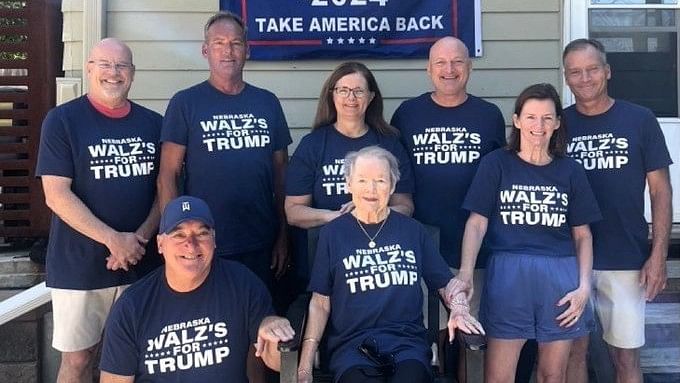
[62,0,83,76]
[62,0,563,151]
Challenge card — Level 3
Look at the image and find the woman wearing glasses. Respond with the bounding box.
[285,62,415,277]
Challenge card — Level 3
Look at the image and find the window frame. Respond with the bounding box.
[564,0,680,223]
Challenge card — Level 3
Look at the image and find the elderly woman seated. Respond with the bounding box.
[296,146,484,383]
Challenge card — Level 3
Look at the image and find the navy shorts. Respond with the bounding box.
[480,253,591,343]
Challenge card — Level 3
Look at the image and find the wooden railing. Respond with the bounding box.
[0,0,62,240]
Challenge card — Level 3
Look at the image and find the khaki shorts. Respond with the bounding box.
[51,285,129,352]
[422,268,484,329]
[592,270,646,349]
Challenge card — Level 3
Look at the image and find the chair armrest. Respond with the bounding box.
[278,293,310,383]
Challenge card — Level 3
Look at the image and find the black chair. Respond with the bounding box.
[278,224,483,383]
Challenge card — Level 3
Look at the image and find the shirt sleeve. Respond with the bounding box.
[388,138,415,194]
[419,224,454,290]
[568,162,603,226]
[161,92,190,146]
[245,267,275,343]
[462,152,502,218]
[389,103,404,132]
[36,108,74,178]
[285,134,318,196]
[493,107,508,149]
[99,297,139,376]
[308,225,333,295]
[640,109,673,172]
[269,95,293,152]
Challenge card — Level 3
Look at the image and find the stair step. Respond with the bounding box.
[646,323,680,347]
[641,347,680,370]
[646,303,680,325]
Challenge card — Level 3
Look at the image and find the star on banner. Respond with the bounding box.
[337,37,344,44]
[358,37,365,44]
[326,37,333,45]
[369,37,376,44]
[348,37,355,44]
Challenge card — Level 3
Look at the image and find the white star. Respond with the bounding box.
[337,37,344,44]
[348,37,355,44]
[369,37,376,44]
[359,37,365,44]
[326,37,333,45]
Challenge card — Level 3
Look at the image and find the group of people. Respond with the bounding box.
[35,9,672,383]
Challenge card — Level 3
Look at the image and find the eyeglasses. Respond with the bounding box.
[358,337,395,377]
[88,60,134,72]
[333,87,368,99]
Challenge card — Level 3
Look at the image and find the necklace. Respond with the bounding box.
[355,211,389,248]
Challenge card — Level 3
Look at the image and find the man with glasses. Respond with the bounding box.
[563,38,673,383]
[158,11,291,288]
[37,38,161,382]
[100,196,294,383]
[390,36,507,381]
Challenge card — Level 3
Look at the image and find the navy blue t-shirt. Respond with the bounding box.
[100,259,273,382]
[565,100,673,270]
[463,149,601,257]
[391,93,506,268]
[162,82,292,256]
[36,96,161,289]
[309,211,452,380]
[286,124,414,209]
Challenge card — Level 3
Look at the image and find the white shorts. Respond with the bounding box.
[51,285,129,352]
[592,270,646,349]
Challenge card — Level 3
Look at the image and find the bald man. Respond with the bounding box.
[37,38,162,382]
[391,36,505,313]
[390,36,506,381]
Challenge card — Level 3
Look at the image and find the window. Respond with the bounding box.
[582,1,680,116]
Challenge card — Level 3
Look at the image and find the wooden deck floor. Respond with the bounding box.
[641,259,680,381]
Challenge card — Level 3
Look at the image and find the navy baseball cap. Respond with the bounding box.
[159,196,215,234]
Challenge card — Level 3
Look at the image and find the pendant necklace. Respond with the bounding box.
[355,210,389,248]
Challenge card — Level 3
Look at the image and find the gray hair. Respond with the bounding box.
[344,146,400,191]
[563,38,607,66]
[204,11,247,41]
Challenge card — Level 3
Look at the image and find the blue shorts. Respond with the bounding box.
[480,253,591,343]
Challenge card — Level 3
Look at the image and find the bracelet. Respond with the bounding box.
[298,368,311,376]
[450,295,469,307]
[302,338,319,344]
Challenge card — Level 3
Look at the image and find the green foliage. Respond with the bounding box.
[0,1,27,9]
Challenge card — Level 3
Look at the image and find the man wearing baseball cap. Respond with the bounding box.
[99,196,294,382]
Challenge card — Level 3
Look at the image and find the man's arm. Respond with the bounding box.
[271,148,289,279]
[641,167,672,301]
[100,371,134,383]
[42,175,145,270]
[107,197,160,270]
[157,141,186,213]
[135,197,160,240]
[254,315,295,371]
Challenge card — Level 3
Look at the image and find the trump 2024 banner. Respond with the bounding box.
[219,0,482,60]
